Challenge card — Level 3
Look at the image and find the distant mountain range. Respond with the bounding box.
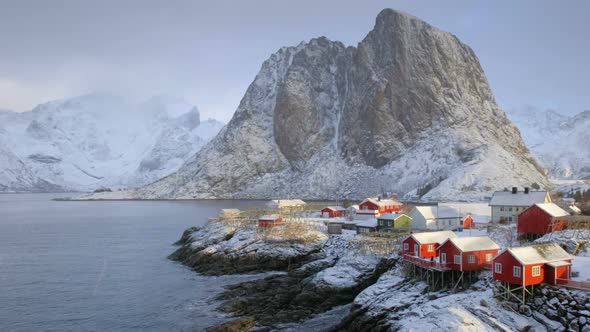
[107,9,547,201]
[0,94,223,192]
[507,106,590,181]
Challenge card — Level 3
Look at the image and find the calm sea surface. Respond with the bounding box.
[0,194,266,332]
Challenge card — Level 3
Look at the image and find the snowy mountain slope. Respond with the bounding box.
[507,106,590,180]
[0,94,223,192]
[120,9,545,201]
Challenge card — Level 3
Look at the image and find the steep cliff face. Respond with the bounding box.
[135,9,546,200]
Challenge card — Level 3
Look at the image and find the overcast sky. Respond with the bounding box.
[0,0,588,121]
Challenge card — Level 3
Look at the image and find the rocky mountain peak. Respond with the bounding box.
[128,9,546,200]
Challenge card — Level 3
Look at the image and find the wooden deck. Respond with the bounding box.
[400,253,451,271]
[556,278,590,291]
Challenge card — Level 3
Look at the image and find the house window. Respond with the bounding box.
[508,217,512,222]
[500,207,504,212]
[513,266,521,277]
[427,244,434,252]
[454,255,461,264]
[495,263,502,273]
[441,253,447,263]
[414,244,419,254]
[485,253,493,262]
[468,255,476,264]
[509,207,512,212]
[388,221,392,227]
[532,266,541,277]
[403,243,409,251]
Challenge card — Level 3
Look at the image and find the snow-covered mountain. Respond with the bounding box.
[0,94,223,192]
[115,9,546,201]
[507,106,590,180]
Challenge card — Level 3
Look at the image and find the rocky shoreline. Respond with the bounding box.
[170,221,589,331]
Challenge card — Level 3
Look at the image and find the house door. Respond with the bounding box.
[414,244,419,256]
[441,253,446,264]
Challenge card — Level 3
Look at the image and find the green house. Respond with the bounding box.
[377,213,412,232]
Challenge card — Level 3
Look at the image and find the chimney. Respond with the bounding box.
[512,187,518,194]
[378,196,381,201]
[524,187,530,194]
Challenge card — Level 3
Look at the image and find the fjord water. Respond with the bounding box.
[0,194,266,332]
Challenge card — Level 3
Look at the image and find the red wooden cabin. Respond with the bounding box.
[517,203,569,237]
[492,243,572,286]
[401,231,457,259]
[462,215,474,229]
[321,206,346,218]
[358,197,402,217]
[438,236,499,271]
[258,215,284,228]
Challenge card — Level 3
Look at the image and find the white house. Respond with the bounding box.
[489,187,550,223]
[409,206,462,230]
[267,199,307,209]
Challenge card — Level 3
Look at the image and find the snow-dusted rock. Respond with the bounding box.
[0,93,223,192]
[126,9,545,201]
[169,221,328,275]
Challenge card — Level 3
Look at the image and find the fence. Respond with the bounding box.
[401,253,451,271]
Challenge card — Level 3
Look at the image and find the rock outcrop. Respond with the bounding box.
[133,9,546,201]
[169,221,328,275]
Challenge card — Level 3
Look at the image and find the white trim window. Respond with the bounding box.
[485,253,493,262]
[441,253,447,263]
[403,243,409,251]
[427,244,434,252]
[532,265,541,277]
[495,263,502,273]
[454,255,461,264]
[513,266,521,277]
[468,255,476,264]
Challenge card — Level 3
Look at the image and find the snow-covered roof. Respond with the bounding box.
[547,261,571,268]
[489,191,548,207]
[350,205,360,210]
[259,214,281,221]
[323,206,346,211]
[268,199,306,208]
[378,213,409,220]
[356,218,378,228]
[410,231,457,244]
[412,206,460,220]
[505,243,571,265]
[443,236,499,252]
[360,197,402,207]
[533,203,569,217]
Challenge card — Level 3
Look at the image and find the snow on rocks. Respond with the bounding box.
[169,220,327,275]
[336,269,545,331]
[535,229,590,255]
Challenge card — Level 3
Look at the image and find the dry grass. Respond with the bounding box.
[350,232,407,256]
[258,219,326,244]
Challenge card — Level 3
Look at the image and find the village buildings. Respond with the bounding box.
[489,187,551,223]
[355,218,378,234]
[409,206,462,230]
[356,197,402,219]
[321,206,347,218]
[258,215,284,228]
[517,203,569,237]
[438,236,499,271]
[376,213,412,232]
[492,243,572,286]
[401,230,457,259]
